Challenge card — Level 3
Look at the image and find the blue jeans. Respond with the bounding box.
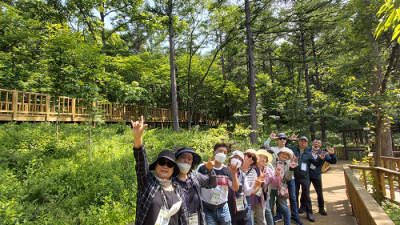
[265,194,274,225]
[246,196,252,225]
[204,202,232,225]
[270,189,290,225]
[276,179,299,219]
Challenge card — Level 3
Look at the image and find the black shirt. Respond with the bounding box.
[177,176,201,224]
[143,188,181,225]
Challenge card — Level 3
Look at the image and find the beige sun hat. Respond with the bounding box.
[277,148,293,160]
[244,149,259,164]
[256,150,273,164]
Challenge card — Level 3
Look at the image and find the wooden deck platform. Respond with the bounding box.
[0,88,218,126]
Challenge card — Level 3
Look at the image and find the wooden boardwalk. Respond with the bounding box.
[277,160,358,225]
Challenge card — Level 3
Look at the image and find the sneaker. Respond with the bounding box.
[273,215,283,222]
[298,207,305,214]
[319,207,328,216]
[291,217,304,225]
[306,213,315,222]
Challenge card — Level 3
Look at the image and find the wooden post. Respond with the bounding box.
[372,170,384,200]
[45,95,50,121]
[388,174,395,200]
[109,103,112,122]
[123,104,127,122]
[343,131,349,160]
[12,91,18,121]
[71,98,76,122]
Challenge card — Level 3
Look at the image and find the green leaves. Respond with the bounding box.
[376,0,400,43]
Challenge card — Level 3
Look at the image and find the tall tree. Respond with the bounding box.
[245,0,257,143]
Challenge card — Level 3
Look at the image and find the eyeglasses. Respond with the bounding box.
[158,159,175,168]
[278,138,286,140]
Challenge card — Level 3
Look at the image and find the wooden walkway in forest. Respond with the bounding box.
[277,160,358,225]
[0,88,217,126]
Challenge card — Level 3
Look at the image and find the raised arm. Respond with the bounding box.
[131,116,149,191]
[195,156,217,189]
[228,164,239,192]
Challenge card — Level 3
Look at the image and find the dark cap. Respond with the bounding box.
[175,148,201,165]
[149,150,180,177]
[299,136,309,142]
[277,133,287,139]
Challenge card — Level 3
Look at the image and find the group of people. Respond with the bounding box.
[131,116,337,225]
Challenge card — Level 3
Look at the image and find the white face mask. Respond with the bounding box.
[177,162,191,174]
[215,153,227,163]
[231,158,242,168]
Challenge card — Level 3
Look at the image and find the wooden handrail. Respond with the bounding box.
[348,164,400,201]
[0,88,217,125]
[343,164,394,225]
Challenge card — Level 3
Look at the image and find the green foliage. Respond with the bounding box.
[0,122,261,224]
[381,199,400,224]
[376,0,400,43]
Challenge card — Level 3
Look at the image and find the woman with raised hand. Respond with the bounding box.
[255,149,281,225]
[228,151,266,225]
[174,147,217,225]
[240,149,259,225]
[131,116,188,225]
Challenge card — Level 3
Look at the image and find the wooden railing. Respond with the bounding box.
[0,89,217,125]
[343,164,395,225]
[335,146,369,160]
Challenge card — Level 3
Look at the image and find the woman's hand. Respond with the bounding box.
[227,163,238,175]
[131,116,148,148]
[275,164,284,176]
[255,171,266,187]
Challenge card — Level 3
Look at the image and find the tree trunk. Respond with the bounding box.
[381,115,393,157]
[245,0,257,144]
[312,37,326,141]
[276,111,280,131]
[100,9,106,54]
[89,107,92,162]
[220,30,229,123]
[300,30,315,140]
[168,0,180,132]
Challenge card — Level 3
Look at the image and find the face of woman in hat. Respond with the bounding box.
[278,152,290,162]
[177,152,193,165]
[258,155,268,167]
[155,158,175,179]
[244,153,255,166]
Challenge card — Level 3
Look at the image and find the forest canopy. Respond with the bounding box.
[0,0,400,140]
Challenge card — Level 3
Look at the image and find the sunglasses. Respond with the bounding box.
[158,159,175,168]
[278,138,286,140]
[246,154,256,161]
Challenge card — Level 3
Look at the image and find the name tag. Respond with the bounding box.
[210,192,220,204]
[155,208,170,225]
[255,187,262,197]
[189,213,198,225]
[236,196,245,211]
[301,163,307,171]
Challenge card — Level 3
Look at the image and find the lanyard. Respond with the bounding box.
[160,187,172,210]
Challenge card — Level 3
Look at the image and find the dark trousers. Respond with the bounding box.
[300,178,325,209]
[295,177,312,214]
